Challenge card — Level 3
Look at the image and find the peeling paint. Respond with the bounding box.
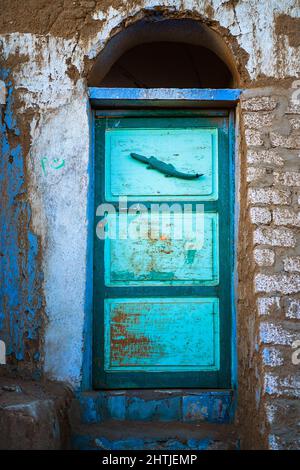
[0,69,43,371]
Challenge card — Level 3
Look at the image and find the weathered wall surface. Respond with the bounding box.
[238,89,300,449]
[0,376,72,449]
[0,66,44,378]
[0,0,299,449]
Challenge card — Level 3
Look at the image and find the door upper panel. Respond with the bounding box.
[105,127,218,201]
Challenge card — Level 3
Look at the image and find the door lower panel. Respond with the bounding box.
[104,298,220,372]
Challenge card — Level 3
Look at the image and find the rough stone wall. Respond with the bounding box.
[0,0,299,450]
[238,89,300,449]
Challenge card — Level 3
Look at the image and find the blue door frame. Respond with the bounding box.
[88,88,240,391]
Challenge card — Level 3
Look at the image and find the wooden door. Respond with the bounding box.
[93,111,233,389]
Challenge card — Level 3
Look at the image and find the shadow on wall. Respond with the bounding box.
[99,42,233,89]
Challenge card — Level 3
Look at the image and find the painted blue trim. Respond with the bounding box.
[89,87,242,104]
[80,99,95,391]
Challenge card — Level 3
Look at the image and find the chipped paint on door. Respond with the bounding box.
[105,298,220,371]
[105,127,218,201]
[105,212,219,286]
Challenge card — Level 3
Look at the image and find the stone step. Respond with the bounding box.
[71,420,238,450]
[0,377,72,450]
[70,389,235,425]
[70,390,235,424]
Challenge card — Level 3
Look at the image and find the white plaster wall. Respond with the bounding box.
[0,0,299,387]
[0,34,89,387]
[29,97,90,386]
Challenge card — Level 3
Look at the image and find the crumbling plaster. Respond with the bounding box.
[0,3,299,451]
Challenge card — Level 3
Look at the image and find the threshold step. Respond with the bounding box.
[71,420,238,450]
[71,389,234,425]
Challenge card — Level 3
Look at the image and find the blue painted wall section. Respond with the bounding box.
[0,70,43,372]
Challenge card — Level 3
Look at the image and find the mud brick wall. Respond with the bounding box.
[238,89,300,449]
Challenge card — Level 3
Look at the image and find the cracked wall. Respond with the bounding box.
[0,0,300,449]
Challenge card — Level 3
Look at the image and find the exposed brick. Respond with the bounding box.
[262,347,284,367]
[255,274,300,294]
[245,129,264,146]
[285,298,300,319]
[241,96,277,111]
[273,208,300,227]
[286,101,300,114]
[268,435,280,450]
[254,248,275,266]
[264,373,300,398]
[268,424,300,450]
[260,322,297,346]
[283,256,300,272]
[268,431,300,449]
[268,432,300,450]
[247,167,267,182]
[270,132,300,149]
[290,117,300,130]
[257,296,281,316]
[248,188,290,205]
[250,207,272,224]
[274,171,300,186]
[243,112,273,129]
[247,149,283,166]
[265,399,300,426]
[254,227,296,247]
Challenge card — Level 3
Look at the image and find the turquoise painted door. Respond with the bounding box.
[94,111,233,389]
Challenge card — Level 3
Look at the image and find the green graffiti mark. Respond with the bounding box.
[50,158,65,170]
[41,157,65,176]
